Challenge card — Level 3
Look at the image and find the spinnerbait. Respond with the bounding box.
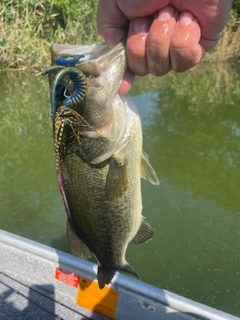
[38,54,87,122]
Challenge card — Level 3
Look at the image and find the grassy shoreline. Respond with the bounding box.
[0,1,240,70]
[0,0,100,70]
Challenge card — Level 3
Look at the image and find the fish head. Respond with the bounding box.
[50,41,127,122]
[50,41,129,163]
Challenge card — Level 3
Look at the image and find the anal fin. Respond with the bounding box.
[66,219,92,259]
[132,219,155,244]
[120,263,139,278]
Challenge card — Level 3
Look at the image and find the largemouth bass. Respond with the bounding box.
[41,41,159,289]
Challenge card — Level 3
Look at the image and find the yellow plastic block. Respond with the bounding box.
[76,277,118,319]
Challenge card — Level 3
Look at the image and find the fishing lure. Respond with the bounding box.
[38,54,87,122]
[38,54,88,172]
[54,107,82,172]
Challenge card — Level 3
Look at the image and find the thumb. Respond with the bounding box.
[97,0,128,47]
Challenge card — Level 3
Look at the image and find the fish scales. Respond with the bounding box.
[45,41,159,289]
[61,102,142,267]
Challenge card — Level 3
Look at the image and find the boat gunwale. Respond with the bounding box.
[0,229,238,320]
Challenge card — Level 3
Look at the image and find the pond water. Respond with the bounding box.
[1,62,240,317]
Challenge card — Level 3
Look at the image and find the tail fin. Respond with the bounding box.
[97,267,116,289]
[97,263,138,289]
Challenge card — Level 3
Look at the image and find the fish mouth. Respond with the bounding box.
[50,41,126,78]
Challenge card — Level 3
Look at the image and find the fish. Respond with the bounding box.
[42,41,159,289]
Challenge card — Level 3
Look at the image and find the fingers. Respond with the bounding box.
[170,11,205,72]
[147,5,178,76]
[97,0,128,47]
[126,17,152,76]
[97,0,220,95]
[118,68,135,95]
[199,38,219,53]
[126,6,205,77]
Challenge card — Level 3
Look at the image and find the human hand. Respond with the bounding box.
[97,0,232,94]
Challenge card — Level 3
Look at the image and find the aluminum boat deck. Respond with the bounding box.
[0,230,238,320]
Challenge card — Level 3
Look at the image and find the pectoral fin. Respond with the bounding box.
[105,156,128,201]
[66,219,92,259]
[131,219,155,244]
[141,151,159,185]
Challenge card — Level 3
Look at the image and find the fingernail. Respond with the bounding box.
[179,12,194,26]
[133,17,150,34]
[157,7,174,21]
[158,11,171,21]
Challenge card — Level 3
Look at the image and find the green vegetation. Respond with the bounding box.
[0,1,240,69]
[0,0,100,69]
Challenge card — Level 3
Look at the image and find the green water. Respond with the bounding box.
[1,63,240,316]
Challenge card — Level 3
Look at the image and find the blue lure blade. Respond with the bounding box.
[51,67,87,122]
[55,54,85,67]
[39,53,87,122]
